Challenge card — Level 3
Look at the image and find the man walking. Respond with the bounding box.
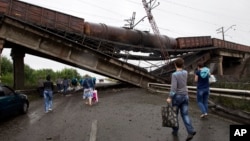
[166,58,196,141]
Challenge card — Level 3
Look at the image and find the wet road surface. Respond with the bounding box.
[0,87,236,141]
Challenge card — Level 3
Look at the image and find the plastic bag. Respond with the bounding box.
[209,75,216,83]
[161,104,178,128]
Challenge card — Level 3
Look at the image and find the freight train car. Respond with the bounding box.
[0,0,85,35]
[176,36,213,49]
[212,38,250,52]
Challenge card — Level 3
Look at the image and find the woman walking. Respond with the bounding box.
[194,62,211,118]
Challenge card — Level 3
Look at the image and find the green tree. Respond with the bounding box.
[0,56,13,86]
[0,56,87,88]
[60,68,81,80]
[1,56,13,75]
[24,64,35,87]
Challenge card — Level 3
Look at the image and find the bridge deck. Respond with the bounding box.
[0,15,166,88]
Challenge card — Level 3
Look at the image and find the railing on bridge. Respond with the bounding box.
[147,82,250,100]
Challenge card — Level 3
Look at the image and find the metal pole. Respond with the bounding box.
[216,25,236,41]
[222,27,225,40]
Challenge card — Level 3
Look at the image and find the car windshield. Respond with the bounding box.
[0,86,14,96]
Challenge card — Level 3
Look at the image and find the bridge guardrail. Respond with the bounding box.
[147,83,250,100]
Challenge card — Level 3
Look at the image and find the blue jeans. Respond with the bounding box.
[44,90,53,112]
[172,94,195,134]
[196,88,209,114]
[63,85,68,94]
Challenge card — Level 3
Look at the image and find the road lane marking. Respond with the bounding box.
[90,120,98,141]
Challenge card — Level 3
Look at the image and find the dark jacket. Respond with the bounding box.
[82,77,96,89]
[43,81,54,91]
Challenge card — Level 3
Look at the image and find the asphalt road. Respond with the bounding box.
[0,87,236,141]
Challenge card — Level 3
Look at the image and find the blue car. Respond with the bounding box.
[0,84,29,120]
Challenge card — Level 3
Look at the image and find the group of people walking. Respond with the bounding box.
[166,58,211,141]
[42,75,97,113]
[40,57,210,141]
[56,77,81,95]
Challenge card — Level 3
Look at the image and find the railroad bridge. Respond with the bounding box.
[0,0,250,89]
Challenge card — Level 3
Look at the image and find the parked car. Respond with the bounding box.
[0,83,29,120]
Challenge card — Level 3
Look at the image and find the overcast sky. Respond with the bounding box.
[2,0,250,77]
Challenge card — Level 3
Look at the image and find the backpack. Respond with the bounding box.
[82,78,90,88]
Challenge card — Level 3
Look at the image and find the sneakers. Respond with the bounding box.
[200,114,205,118]
[186,131,196,141]
[45,108,52,113]
[200,113,208,118]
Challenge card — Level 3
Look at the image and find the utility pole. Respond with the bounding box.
[124,12,148,29]
[216,25,236,40]
[124,12,136,29]
[142,0,169,61]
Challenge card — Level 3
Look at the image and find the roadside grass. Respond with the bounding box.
[210,95,250,113]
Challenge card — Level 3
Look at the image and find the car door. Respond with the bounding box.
[0,86,20,117]
[0,89,12,117]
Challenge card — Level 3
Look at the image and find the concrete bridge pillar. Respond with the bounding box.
[209,61,216,74]
[11,48,25,89]
[209,56,223,75]
[0,40,4,82]
[217,56,223,75]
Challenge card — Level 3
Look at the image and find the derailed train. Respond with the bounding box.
[0,0,249,53]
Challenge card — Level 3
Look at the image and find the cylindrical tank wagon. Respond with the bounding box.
[84,22,177,49]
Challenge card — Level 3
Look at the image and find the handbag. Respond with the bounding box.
[161,104,178,128]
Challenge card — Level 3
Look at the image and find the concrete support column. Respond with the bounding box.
[209,61,216,74]
[0,40,5,82]
[11,48,25,89]
[209,57,218,74]
[217,56,223,75]
[209,56,223,75]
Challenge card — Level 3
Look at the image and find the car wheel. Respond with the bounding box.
[21,102,29,114]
